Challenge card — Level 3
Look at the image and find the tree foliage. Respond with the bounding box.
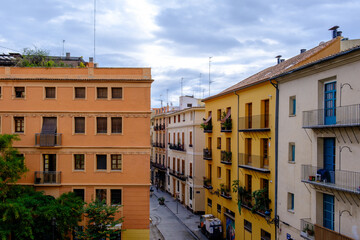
[76,200,123,240]
[0,134,84,240]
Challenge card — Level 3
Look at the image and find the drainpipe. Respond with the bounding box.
[234,91,240,204]
[270,79,279,240]
[192,109,195,212]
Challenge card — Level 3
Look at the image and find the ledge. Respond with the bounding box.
[239,164,270,173]
[239,128,270,132]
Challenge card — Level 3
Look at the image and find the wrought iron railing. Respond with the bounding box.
[221,151,232,164]
[34,171,61,184]
[221,119,232,132]
[203,178,213,189]
[35,133,62,147]
[303,104,360,128]
[202,122,213,133]
[301,164,360,194]
[168,169,187,181]
[239,153,270,172]
[239,114,271,131]
[203,149,212,160]
[169,143,185,151]
[153,162,167,170]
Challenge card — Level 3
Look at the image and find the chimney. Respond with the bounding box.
[329,26,339,39]
[88,57,94,68]
[300,49,306,54]
[66,52,70,59]
[275,55,282,64]
[337,31,342,37]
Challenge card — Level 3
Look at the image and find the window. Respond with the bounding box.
[217,204,221,213]
[96,189,107,202]
[177,180,179,191]
[75,87,86,99]
[189,163,192,178]
[289,96,296,116]
[246,103,252,128]
[97,155,107,170]
[246,175,252,192]
[189,187,193,200]
[14,87,25,98]
[73,189,85,201]
[217,167,221,178]
[262,99,269,128]
[190,111,193,121]
[217,137,221,149]
[112,87,122,99]
[111,189,122,205]
[262,139,269,167]
[0,86,2,98]
[168,117,171,124]
[217,109,221,121]
[288,192,294,211]
[261,229,271,240]
[289,142,295,162]
[45,87,55,99]
[111,154,122,170]
[187,103,192,108]
[207,198,212,207]
[182,113,185,122]
[174,116,176,123]
[97,87,108,99]
[111,117,122,133]
[226,138,231,152]
[189,131,192,146]
[244,220,252,232]
[97,117,107,133]
[14,117,24,133]
[74,154,85,170]
[75,117,85,134]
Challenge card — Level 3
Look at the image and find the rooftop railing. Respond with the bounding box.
[35,133,62,147]
[301,164,360,194]
[239,114,271,132]
[239,153,270,173]
[34,171,61,184]
[303,104,360,128]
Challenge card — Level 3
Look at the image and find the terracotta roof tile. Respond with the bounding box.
[203,38,338,101]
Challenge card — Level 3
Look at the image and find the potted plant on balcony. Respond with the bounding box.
[251,188,271,214]
[221,112,232,131]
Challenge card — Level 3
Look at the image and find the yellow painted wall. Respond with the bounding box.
[122,229,149,240]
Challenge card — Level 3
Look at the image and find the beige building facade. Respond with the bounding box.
[276,47,360,240]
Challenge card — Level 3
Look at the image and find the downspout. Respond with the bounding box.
[192,109,195,212]
[270,79,279,240]
[234,91,240,205]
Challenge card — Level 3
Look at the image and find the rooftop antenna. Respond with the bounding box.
[93,0,96,62]
[166,89,169,106]
[209,57,213,96]
[62,40,65,57]
[158,94,163,108]
[199,73,202,99]
[180,77,184,96]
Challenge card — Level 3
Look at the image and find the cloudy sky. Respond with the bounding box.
[1,0,359,107]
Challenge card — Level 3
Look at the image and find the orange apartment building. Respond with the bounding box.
[0,56,153,239]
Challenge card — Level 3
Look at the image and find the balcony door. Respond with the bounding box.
[43,154,56,183]
[40,117,57,146]
[324,138,335,183]
[323,193,335,230]
[324,82,336,125]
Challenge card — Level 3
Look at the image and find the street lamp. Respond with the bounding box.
[264,210,279,228]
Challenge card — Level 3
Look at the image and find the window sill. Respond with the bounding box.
[111,133,123,135]
[289,114,296,117]
[287,209,295,214]
[74,169,85,172]
[288,161,295,164]
[74,133,85,135]
[110,170,122,172]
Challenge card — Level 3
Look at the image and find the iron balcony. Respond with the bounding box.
[34,171,61,185]
[35,133,62,147]
[203,149,212,160]
[238,153,270,173]
[303,104,360,128]
[238,114,271,132]
[301,164,360,194]
[220,151,232,165]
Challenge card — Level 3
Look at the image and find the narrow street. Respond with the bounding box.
[150,188,208,240]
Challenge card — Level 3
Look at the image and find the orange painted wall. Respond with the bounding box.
[0,66,152,236]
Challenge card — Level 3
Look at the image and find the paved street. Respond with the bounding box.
[150,188,208,240]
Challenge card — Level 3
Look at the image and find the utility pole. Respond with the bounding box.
[209,57,212,96]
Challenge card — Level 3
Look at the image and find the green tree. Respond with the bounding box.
[76,199,123,240]
[0,134,28,198]
[0,134,84,240]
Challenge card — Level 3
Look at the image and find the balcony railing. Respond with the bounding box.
[221,151,232,165]
[169,143,185,152]
[239,153,270,173]
[35,133,62,147]
[221,119,232,132]
[203,178,213,189]
[34,171,61,184]
[239,114,271,132]
[154,125,159,131]
[168,169,187,181]
[301,164,360,194]
[203,149,212,160]
[220,187,232,199]
[202,123,213,133]
[152,162,167,171]
[303,104,360,128]
[300,218,315,240]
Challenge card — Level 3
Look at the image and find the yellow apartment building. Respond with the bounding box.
[201,29,357,240]
[0,55,153,239]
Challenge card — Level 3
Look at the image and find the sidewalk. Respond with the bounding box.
[152,187,208,240]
